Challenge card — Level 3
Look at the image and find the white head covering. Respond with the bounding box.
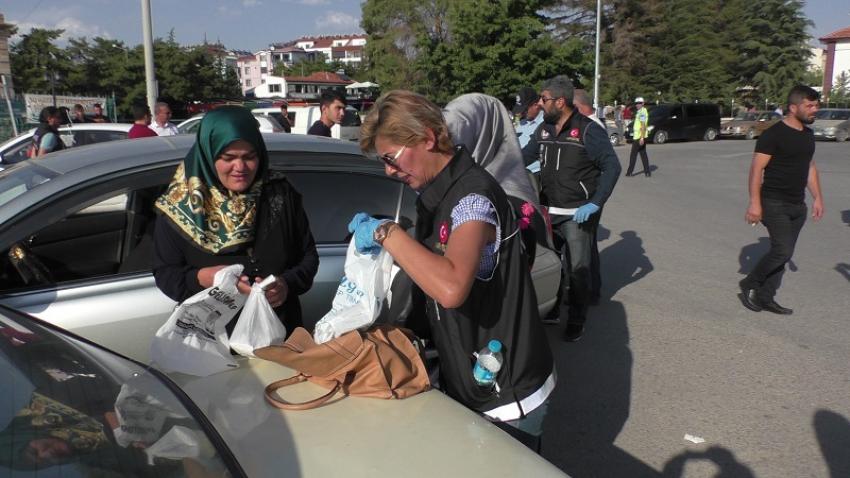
[443,93,540,212]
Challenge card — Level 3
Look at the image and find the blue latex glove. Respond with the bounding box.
[573,203,600,224]
[347,212,386,254]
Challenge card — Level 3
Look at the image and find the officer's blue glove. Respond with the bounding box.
[573,203,600,224]
[347,212,386,254]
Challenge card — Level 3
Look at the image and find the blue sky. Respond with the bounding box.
[4,0,849,52]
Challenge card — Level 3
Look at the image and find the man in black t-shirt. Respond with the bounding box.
[308,90,346,137]
[739,85,825,315]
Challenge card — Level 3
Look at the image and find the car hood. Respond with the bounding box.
[168,358,565,478]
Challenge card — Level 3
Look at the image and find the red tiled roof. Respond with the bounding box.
[283,71,353,84]
[820,26,850,42]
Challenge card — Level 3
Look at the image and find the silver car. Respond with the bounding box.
[0,134,564,477]
[811,108,850,141]
[0,134,559,360]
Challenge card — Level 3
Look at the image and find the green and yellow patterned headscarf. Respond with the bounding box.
[156,106,269,253]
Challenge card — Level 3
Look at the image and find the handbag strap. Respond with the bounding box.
[264,374,342,410]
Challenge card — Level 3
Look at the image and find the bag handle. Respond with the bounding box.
[264,374,341,410]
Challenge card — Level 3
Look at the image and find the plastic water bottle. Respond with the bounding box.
[473,340,503,387]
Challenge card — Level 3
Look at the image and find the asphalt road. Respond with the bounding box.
[539,137,850,477]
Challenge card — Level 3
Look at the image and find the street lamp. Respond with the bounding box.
[592,0,601,114]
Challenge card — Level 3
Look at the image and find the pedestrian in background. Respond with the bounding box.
[278,101,292,133]
[627,97,651,177]
[524,76,621,341]
[572,89,608,305]
[739,85,824,315]
[30,106,66,157]
[308,90,345,137]
[151,102,179,136]
[91,103,109,123]
[513,86,544,151]
[127,104,157,139]
[71,104,89,123]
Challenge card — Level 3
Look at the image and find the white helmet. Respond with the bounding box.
[634,97,645,104]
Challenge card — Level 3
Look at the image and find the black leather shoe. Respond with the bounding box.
[761,300,793,315]
[563,324,584,342]
[739,289,762,312]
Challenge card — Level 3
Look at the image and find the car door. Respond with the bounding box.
[0,165,179,362]
[284,169,405,329]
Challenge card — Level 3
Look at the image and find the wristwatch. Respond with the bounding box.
[373,221,399,245]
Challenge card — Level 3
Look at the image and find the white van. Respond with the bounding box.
[252,105,361,141]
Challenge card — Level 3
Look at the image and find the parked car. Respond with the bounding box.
[252,105,361,141]
[0,306,565,477]
[177,113,285,134]
[0,134,559,364]
[626,103,721,144]
[811,108,850,141]
[0,123,132,166]
[720,111,782,140]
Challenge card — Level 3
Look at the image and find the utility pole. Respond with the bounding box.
[141,0,158,114]
[593,0,601,115]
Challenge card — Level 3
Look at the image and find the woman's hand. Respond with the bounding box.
[197,265,252,294]
[258,276,288,307]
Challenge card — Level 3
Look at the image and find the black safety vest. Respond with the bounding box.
[415,146,554,413]
[534,111,599,208]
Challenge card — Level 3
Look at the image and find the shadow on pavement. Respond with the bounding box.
[840,210,850,227]
[814,409,850,477]
[738,236,797,274]
[836,263,850,283]
[541,300,659,477]
[599,230,654,299]
[660,446,756,477]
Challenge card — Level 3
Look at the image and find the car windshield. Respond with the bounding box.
[815,110,850,120]
[735,113,758,121]
[0,163,58,208]
[0,311,243,477]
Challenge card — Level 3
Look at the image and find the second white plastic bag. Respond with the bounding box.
[150,264,246,376]
[230,276,287,357]
[313,240,394,344]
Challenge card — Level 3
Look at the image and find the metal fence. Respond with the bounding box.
[0,96,26,143]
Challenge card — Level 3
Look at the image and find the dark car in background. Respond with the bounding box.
[627,103,721,144]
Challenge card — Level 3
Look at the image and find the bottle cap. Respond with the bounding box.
[488,340,502,353]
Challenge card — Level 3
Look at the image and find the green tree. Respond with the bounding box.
[830,70,850,103]
[362,0,590,104]
[9,28,70,94]
[738,0,811,105]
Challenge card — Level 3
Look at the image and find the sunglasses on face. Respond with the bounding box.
[539,96,560,103]
[379,144,407,169]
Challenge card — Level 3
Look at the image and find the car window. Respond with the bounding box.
[0,164,58,208]
[341,109,362,127]
[285,171,402,244]
[73,130,129,146]
[0,170,172,292]
[0,138,33,165]
[669,106,684,118]
[0,312,242,477]
[178,120,200,134]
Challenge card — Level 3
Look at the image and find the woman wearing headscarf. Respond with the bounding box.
[152,106,319,332]
[349,91,554,447]
[443,93,552,264]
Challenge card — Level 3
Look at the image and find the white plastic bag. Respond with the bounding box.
[230,275,287,357]
[313,240,394,344]
[150,264,246,376]
[113,373,187,448]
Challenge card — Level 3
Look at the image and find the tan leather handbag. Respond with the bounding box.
[255,325,431,410]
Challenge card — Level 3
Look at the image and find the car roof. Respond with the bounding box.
[0,134,380,224]
[0,123,133,148]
